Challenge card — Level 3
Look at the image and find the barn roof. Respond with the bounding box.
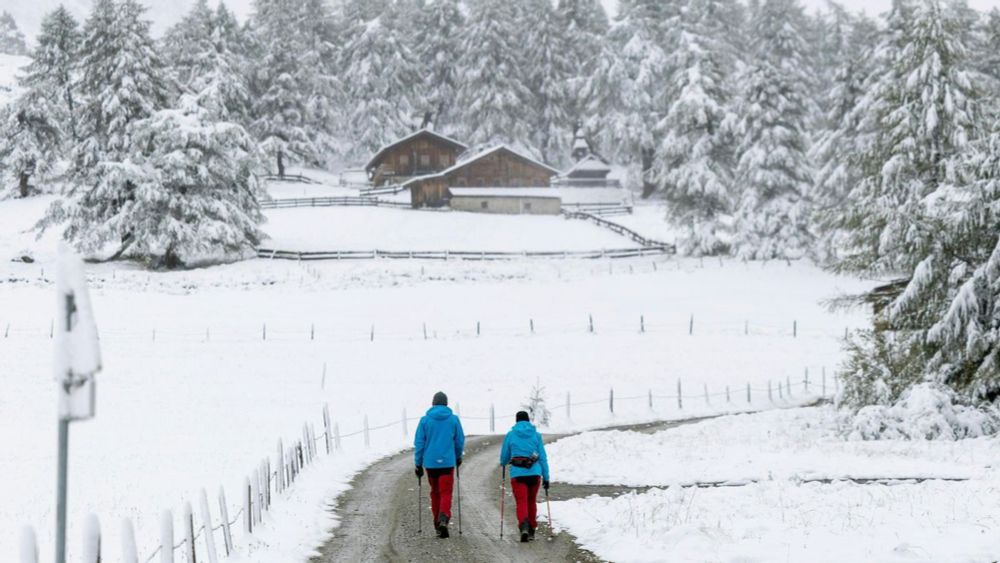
[400,144,561,188]
[365,129,468,172]
[449,188,561,199]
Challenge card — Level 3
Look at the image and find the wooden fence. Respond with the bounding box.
[256,246,672,262]
[259,197,410,210]
[359,184,410,197]
[563,211,673,250]
[560,202,633,217]
[259,174,320,185]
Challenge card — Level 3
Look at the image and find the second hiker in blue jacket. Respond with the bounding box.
[414,391,465,538]
[500,411,550,542]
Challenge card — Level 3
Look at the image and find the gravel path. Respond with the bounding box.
[309,417,716,563]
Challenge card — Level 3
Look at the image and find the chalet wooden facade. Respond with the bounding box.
[365,129,468,187]
[404,145,561,208]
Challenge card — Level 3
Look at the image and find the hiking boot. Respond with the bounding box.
[437,513,450,539]
[519,521,530,543]
[528,526,536,541]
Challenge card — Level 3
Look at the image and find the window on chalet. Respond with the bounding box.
[420,154,431,167]
[399,154,410,166]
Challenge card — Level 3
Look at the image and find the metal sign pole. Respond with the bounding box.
[55,292,75,563]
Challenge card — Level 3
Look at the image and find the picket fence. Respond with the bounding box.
[18,370,837,563]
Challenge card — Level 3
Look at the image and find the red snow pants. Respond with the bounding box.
[510,476,541,528]
[427,468,455,522]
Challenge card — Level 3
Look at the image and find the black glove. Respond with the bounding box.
[456,458,462,467]
[415,466,424,478]
[543,480,550,491]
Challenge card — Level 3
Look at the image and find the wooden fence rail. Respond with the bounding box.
[259,174,320,185]
[259,197,410,210]
[256,246,673,261]
[563,211,673,250]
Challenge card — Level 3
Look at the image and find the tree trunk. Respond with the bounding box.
[640,147,656,199]
[277,149,285,179]
[18,172,29,198]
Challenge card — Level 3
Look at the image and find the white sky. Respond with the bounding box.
[3,0,1000,41]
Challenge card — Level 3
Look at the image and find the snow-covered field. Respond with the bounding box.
[263,206,641,252]
[548,407,1000,562]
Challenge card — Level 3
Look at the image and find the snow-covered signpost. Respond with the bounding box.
[53,246,102,563]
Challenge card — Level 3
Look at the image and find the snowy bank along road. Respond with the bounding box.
[309,415,753,563]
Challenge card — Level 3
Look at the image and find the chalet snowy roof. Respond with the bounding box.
[365,128,468,172]
[400,144,561,187]
[448,188,562,199]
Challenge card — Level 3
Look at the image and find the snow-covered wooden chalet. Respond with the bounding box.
[365,129,468,187]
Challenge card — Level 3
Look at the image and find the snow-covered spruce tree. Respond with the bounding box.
[338,12,423,157]
[413,0,464,132]
[809,12,879,262]
[161,0,215,89]
[835,0,987,409]
[72,0,171,171]
[18,6,81,142]
[0,11,27,56]
[248,0,320,175]
[188,2,254,126]
[832,0,980,278]
[651,0,740,256]
[454,0,535,148]
[295,0,343,161]
[522,0,575,165]
[55,94,265,269]
[980,9,1000,99]
[0,98,61,198]
[731,0,815,260]
[557,0,609,125]
[584,0,678,197]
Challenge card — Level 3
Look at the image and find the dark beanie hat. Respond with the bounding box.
[516,411,530,422]
[432,391,448,406]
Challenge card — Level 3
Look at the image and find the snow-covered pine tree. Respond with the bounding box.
[558,0,610,38]
[584,0,678,197]
[0,97,61,198]
[979,9,1000,99]
[557,0,609,127]
[295,0,343,161]
[52,94,265,268]
[832,0,981,277]
[73,0,171,170]
[522,0,575,165]
[413,0,464,132]
[18,6,81,143]
[0,11,27,56]
[836,0,987,409]
[189,1,253,126]
[248,0,319,175]
[652,0,740,256]
[731,0,815,260]
[809,11,878,261]
[454,0,535,148]
[161,0,215,89]
[338,10,423,157]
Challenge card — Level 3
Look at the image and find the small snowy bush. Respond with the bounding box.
[847,383,1000,440]
[522,380,552,427]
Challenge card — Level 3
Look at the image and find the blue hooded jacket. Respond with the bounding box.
[499,421,550,481]
[414,405,465,469]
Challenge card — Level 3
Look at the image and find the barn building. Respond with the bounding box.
[365,129,468,187]
[448,188,562,215]
[404,145,561,209]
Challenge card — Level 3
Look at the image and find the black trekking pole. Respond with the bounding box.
[417,475,423,535]
[499,465,506,539]
[456,466,463,535]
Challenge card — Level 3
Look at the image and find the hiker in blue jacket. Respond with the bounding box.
[500,411,550,542]
[414,391,465,538]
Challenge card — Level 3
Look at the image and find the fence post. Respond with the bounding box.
[589,314,594,333]
[311,323,315,341]
[490,404,495,433]
[648,389,653,409]
[768,380,773,403]
[196,492,217,563]
[530,319,534,334]
[804,367,810,393]
[262,323,267,341]
[745,320,748,335]
[476,321,480,336]
[218,488,232,556]
[277,440,285,492]
[244,478,252,533]
[640,315,645,333]
[786,375,792,397]
[183,502,196,563]
[726,385,730,403]
[793,320,797,338]
[323,404,333,455]
[423,323,427,340]
[689,314,694,335]
[609,387,614,414]
[747,383,751,403]
[565,392,571,420]
[162,510,175,563]
[19,526,38,563]
[677,379,683,409]
[822,367,827,397]
[704,383,709,405]
[778,382,784,400]
[364,415,370,447]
